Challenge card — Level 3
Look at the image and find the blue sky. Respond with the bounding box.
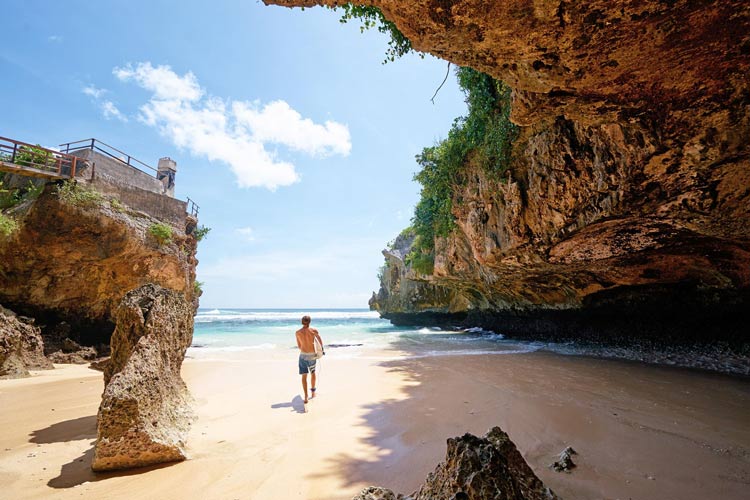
[0,0,467,308]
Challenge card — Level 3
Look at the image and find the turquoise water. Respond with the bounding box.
[190,308,538,358]
[189,309,749,374]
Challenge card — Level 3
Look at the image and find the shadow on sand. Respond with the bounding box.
[30,415,182,489]
[271,395,306,414]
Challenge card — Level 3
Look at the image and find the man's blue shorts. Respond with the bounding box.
[298,353,317,375]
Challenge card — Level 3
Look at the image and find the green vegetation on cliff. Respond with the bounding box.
[329,4,420,63]
[336,5,518,275]
[409,67,518,271]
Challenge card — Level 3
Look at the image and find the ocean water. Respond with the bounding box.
[189,308,539,359]
[189,308,749,375]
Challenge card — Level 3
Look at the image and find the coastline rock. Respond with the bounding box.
[93,284,195,472]
[353,427,559,500]
[0,305,53,378]
[264,1,750,348]
[0,183,199,349]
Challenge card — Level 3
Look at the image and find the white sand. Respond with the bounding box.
[1,350,749,499]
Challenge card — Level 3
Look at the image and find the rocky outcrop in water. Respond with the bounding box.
[93,284,195,471]
[268,1,750,346]
[0,305,53,378]
[353,427,559,500]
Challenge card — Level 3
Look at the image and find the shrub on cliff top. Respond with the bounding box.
[192,225,211,242]
[56,180,104,208]
[148,222,174,246]
[0,213,18,237]
[328,4,421,63]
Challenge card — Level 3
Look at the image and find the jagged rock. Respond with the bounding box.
[92,284,195,472]
[413,427,559,500]
[89,357,110,372]
[354,427,559,500]
[0,305,53,378]
[352,486,404,500]
[46,338,98,364]
[550,447,577,473]
[48,346,97,364]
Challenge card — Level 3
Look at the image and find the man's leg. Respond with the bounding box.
[301,373,308,403]
[310,372,317,398]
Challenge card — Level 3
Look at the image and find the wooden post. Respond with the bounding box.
[71,157,77,178]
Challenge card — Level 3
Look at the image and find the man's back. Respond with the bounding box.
[296,326,318,353]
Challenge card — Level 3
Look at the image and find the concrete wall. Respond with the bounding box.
[89,177,188,227]
[68,150,188,227]
[71,149,165,195]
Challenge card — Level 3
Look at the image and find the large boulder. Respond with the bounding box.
[0,305,53,378]
[354,427,559,500]
[92,284,195,471]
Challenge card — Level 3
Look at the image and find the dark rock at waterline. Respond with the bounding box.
[327,343,364,348]
[353,427,559,500]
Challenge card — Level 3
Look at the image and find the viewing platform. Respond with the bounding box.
[1,135,199,223]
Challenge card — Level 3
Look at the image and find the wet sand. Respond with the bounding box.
[0,350,748,499]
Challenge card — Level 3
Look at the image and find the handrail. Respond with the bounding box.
[59,138,158,176]
[186,197,200,217]
[3,135,200,219]
[0,136,88,178]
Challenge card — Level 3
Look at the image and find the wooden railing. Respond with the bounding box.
[0,136,87,179]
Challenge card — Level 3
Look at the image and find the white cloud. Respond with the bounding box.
[114,62,202,102]
[101,101,128,122]
[82,85,127,122]
[234,226,256,241]
[233,100,351,157]
[113,61,351,190]
[48,35,63,43]
[83,85,105,99]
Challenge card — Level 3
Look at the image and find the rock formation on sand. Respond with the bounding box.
[0,305,53,378]
[92,284,195,472]
[266,1,750,346]
[353,427,559,500]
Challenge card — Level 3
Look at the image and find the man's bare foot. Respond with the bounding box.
[310,388,317,399]
[303,398,308,404]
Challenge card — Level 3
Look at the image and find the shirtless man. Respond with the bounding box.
[296,315,324,404]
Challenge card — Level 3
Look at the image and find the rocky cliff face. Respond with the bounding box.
[270,1,750,344]
[0,182,200,349]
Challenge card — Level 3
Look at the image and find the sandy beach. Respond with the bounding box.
[1,349,749,499]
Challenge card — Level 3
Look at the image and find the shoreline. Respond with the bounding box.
[1,349,748,499]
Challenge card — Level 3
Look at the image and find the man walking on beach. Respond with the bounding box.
[296,315,324,404]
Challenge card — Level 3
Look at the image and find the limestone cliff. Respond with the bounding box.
[269,1,750,344]
[0,180,200,351]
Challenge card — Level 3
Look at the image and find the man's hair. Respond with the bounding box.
[301,315,311,325]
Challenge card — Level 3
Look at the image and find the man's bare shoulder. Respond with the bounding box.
[295,328,304,336]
